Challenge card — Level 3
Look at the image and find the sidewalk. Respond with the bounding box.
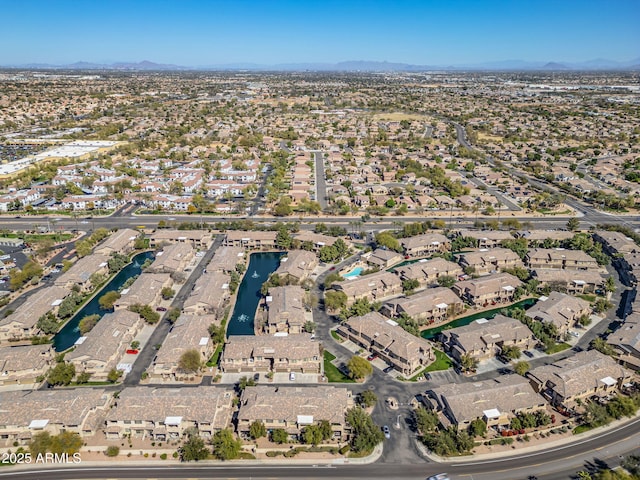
[418,413,640,463]
[5,442,384,471]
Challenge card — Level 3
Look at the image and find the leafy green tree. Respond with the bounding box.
[107,253,129,274]
[179,430,210,461]
[402,278,420,293]
[47,362,75,386]
[167,307,181,323]
[107,368,123,383]
[37,312,59,335]
[178,349,202,374]
[275,227,293,249]
[469,418,487,437]
[567,217,580,232]
[414,407,438,434]
[79,314,100,335]
[437,276,456,288]
[302,424,324,445]
[594,298,613,314]
[324,290,347,311]
[271,428,289,444]
[591,337,614,356]
[29,431,52,456]
[249,420,266,440]
[359,390,378,408]
[459,353,478,373]
[99,290,121,310]
[57,292,83,319]
[345,407,384,454]
[76,372,91,384]
[501,345,521,360]
[514,360,530,376]
[237,376,256,391]
[208,323,225,344]
[604,276,616,293]
[502,238,528,260]
[211,429,242,460]
[347,355,373,380]
[375,231,401,252]
[50,431,83,454]
[128,303,160,324]
[161,287,175,300]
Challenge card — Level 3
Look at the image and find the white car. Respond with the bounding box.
[427,474,449,480]
[289,372,296,381]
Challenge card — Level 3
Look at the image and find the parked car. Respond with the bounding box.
[427,474,449,480]
[383,366,394,374]
[367,353,378,361]
[523,350,534,358]
[156,307,167,312]
[289,372,296,381]
[382,425,391,439]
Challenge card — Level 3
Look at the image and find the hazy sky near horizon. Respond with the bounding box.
[2,0,639,65]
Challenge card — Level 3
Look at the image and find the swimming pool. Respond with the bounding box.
[342,266,364,279]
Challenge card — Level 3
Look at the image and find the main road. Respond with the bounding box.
[2,416,639,479]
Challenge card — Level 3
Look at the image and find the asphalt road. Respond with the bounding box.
[123,234,224,386]
[312,150,328,210]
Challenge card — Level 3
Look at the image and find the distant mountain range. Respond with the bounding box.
[4,58,640,72]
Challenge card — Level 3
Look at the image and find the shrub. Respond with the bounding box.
[160,453,167,460]
[105,446,120,457]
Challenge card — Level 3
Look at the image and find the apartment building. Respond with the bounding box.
[207,246,245,273]
[275,250,318,283]
[528,350,633,408]
[263,285,306,334]
[0,286,70,342]
[455,229,514,249]
[458,248,524,275]
[366,248,404,269]
[332,271,403,306]
[149,314,216,380]
[381,287,464,325]
[94,228,139,256]
[54,253,110,291]
[67,310,142,380]
[525,292,591,339]
[337,311,434,376]
[183,272,231,316]
[220,335,321,374]
[145,242,194,274]
[400,233,450,257]
[426,375,547,429]
[149,230,213,249]
[395,258,463,289]
[104,386,234,440]
[114,273,173,310]
[440,314,535,362]
[223,231,278,250]
[0,344,54,385]
[532,269,605,295]
[0,389,110,446]
[237,386,354,442]
[452,272,523,307]
[526,248,600,271]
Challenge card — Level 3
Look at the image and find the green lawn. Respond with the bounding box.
[323,351,354,383]
[408,349,452,381]
[206,344,224,367]
[573,424,594,435]
[577,293,597,303]
[545,342,572,355]
[330,330,343,342]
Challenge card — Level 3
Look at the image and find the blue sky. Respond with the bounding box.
[2,0,638,65]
